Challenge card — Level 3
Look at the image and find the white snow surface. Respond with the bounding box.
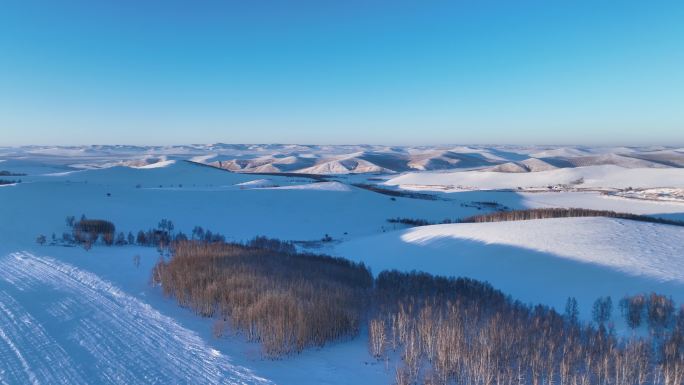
[401,218,684,283]
[386,165,684,191]
[0,252,271,385]
[235,179,278,188]
[133,159,176,169]
[265,181,351,191]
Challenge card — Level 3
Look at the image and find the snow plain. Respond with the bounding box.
[1,146,683,384]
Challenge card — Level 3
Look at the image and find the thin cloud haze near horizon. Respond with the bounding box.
[1,0,683,146]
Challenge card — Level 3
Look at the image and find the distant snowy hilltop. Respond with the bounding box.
[1,144,684,175]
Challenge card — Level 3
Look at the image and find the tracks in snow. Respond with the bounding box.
[0,251,272,385]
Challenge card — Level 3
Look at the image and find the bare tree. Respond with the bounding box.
[592,296,613,325]
[565,297,579,324]
[369,318,387,358]
[620,295,646,330]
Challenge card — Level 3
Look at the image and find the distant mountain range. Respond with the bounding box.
[1,144,683,175]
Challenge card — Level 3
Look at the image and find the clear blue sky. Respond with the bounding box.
[1,0,683,146]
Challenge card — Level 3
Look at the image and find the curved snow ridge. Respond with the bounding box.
[0,252,272,385]
[133,159,176,169]
[400,218,684,283]
[236,179,272,186]
[235,179,278,189]
[265,181,351,192]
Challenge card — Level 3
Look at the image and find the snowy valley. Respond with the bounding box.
[0,145,683,385]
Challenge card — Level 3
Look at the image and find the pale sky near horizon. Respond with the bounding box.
[1,0,683,146]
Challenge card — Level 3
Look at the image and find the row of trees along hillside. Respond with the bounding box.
[387,208,684,229]
[41,216,227,249]
[0,179,21,185]
[461,208,684,226]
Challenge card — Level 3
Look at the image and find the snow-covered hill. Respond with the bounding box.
[386,164,684,191]
[336,217,684,320]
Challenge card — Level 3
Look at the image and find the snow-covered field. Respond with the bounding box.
[1,146,683,384]
[0,252,271,385]
[385,165,684,191]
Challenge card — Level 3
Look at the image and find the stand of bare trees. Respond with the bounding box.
[152,240,372,357]
[386,208,684,229]
[387,218,433,227]
[51,216,230,250]
[72,218,116,247]
[150,239,684,381]
[368,271,684,385]
[462,208,684,227]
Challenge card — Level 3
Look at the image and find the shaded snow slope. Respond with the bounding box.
[401,218,684,283]
[335,217,684,320]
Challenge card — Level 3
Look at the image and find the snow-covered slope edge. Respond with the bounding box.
[335,217,684,319]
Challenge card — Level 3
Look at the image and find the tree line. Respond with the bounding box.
[0,170,26,176]
[38,215,229,250]
[368,271,684,385]
[388,208,684,229]
[461,208,684,227]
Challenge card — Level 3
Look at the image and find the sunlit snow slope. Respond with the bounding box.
[0,252,271,385]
